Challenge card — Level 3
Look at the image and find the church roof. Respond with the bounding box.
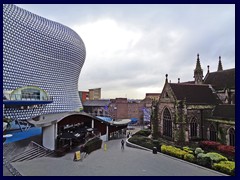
[212,104,235,120]
[169,83,220,105]
[204,68,235,90]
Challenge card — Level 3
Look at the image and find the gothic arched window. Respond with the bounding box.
[229,128,235,146]
[163,108,172,138]
[190,118,198,138]
[209,124,217,141]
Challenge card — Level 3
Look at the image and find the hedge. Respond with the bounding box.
[184,153,196,163]
[182,146,194,154]
[197,153,212,167]
[133,129,151,137]
[160,144,234,175]
[194,147,204,155]
[199,141,221,151]
[83,137,102,154]
[197,152,228,167]
[217,145,235,158]
[205,152,228,163]
[212,161,235,176]
[128,135,154,150]
[161,145,188,159]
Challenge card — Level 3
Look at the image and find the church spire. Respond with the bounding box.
[194,54,203,84]
[217,56,223,71]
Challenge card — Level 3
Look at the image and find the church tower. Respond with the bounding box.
[217,56,223,71]
[194,54,203,84]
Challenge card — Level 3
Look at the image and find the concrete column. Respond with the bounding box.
[42,124,56,150]
[106,125,109,141]
[54,123,58,150]
[92,120,94,133]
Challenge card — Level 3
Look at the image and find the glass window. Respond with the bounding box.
[21,88,40,100]
[163,108,172,138]
[190,118,198,138]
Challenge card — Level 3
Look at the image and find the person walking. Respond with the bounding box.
[121,139,125,150]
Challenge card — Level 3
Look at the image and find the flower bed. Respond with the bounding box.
[183,146,194,154]
[212,161,235,176]
[184,153,196,163]
[160,144,234,175]
[197,152,228,167]
[133,129,151,137]
[217,145,235,158]
[128,135,154,150]
[199,141,221,151]
[161,145,188,159]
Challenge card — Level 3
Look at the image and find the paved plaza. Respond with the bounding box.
[9,138,226,176]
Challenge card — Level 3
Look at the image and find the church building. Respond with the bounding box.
[154,54,235,146]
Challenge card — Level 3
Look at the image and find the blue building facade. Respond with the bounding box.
[3,4,86,120]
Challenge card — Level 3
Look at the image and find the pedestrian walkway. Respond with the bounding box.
[10,138,226,176]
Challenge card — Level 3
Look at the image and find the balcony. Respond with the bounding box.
[3,93,53,107]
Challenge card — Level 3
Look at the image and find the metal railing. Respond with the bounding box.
[3,157,22,176]
[4,94,53,101]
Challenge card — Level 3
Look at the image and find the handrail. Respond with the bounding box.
[30,141,53,152]
[4,94,53,101]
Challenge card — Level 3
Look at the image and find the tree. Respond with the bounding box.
[151,99,159,139]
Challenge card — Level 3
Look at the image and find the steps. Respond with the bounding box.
[3,142,17,157]
[9,141,53,163]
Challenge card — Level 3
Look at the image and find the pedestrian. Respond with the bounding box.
[121,139,124,149]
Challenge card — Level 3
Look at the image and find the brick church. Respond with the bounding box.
[154,54,235,146]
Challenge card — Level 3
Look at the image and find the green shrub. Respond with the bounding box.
[83,137,102,154]
[199,141,221,151]
[183,146,194,154]
[161,144,167,153]
[184,153,196,163]
[160,145,188,159]
[213,161,235,176]
[196,152,228,168]
[133,129,151,137]
[128,135,154,150]
[194,147,204,155]
[205,152,228,163]
[197,153,211,167]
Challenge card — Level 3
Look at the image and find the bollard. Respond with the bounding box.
[152,147,157,154]
[104,143,107,151]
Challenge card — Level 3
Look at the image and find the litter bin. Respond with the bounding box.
[152,147,157,154]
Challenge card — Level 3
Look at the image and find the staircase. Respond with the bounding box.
[9,141,54,163]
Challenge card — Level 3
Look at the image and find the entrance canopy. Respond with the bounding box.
[27,112,130,128]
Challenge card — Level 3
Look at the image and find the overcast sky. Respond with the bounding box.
[16,4,235,99]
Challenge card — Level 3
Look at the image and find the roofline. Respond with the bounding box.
[27,112,130,127]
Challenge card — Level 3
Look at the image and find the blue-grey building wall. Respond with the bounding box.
[3,4,86,120]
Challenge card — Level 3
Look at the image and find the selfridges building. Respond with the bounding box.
[3,4,86,120]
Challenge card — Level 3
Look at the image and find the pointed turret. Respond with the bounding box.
[217,56,223,71]
[194,54,203,84]
[165,74,168,84]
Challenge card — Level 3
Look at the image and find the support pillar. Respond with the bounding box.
[106,125,109,141]
[92,119,94,133]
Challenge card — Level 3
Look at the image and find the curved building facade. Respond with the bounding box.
[3,4,86,120]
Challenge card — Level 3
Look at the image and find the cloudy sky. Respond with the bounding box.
[16,4,235,99]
